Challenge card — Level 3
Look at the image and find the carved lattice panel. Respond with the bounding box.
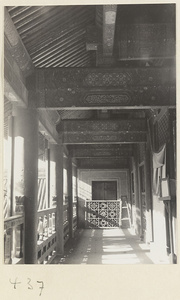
[86,201,120,228]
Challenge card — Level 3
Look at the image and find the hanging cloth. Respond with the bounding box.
[152,144,166,195]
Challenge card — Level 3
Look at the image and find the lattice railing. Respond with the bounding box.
[3,178,8,219]
[38,177,46,211]
[86,200,121,228]
[37,207,57,264]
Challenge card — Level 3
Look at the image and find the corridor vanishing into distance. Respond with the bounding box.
[52,228,169,265]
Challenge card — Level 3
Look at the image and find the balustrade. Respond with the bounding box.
[4,196,25,264]
[4,215,24,264]
[37,207,57,264]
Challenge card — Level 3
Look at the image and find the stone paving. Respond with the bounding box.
[52,228,170,264]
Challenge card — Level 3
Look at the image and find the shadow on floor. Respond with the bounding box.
[52,228,156,264]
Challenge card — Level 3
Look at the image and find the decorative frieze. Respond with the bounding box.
[63,132,147,144]
[84,94,130,105]
[61,119,147,132]
[33,67,175,109]
[77,158,129,169]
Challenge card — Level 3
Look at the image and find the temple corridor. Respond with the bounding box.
[52,228,169,265]
[3,4,176,266]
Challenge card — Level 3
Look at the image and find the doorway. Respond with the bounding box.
[92,181,117,200]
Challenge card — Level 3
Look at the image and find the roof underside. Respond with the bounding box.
[5,5,176,150]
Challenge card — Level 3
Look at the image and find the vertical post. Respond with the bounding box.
[13,105,38,264]
[45,147,50,208]
[133,145,140,235]
[50,143,64,255]
[144,142,153,244]
[68,156,74,239]
[166,110,176,263]
[7,116,14,217]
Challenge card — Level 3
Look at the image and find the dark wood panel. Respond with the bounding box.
[29,67,175,109]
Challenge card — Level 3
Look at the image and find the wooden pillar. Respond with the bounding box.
[166,110,176,263]
[68,156,74,239]
[13,105,38,264]
[144,144,153,243]
[7,116,14,217]
[50,143,64,255]
[133,146,140,235]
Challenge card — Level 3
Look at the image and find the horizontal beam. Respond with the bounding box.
[29,67,175,109]
[62,132,147,144]
[59,119,147,132]
[70,145,133,158]
[59,119,147,144]
[77,158,129,169]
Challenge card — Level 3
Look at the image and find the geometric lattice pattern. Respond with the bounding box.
[3,178,8,219]
[157,111,169,148]
[86,201,120,228]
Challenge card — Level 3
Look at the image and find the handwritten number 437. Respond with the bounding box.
[9,278,44,296]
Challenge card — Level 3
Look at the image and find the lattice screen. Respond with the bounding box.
[153,109,169,151]
[86,201,121,228]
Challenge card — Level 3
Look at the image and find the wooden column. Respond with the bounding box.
[133,146,141,235]
[68,156,74,239]
[166,110,176,263]
[144,143,153,243]
[50,143,64,255]
[13,105,38,264]
[7,116,14,217]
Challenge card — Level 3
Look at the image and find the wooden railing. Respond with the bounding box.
[38,177,46,210]
[37,207,57,264]
[3,178,8,219]
[4,215,24,264]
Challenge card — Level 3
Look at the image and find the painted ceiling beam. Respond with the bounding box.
[77,158,129,169]
[29,67,175,109]
[70,144,133,157]
[58,119,147,144]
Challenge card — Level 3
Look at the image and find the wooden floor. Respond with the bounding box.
[52,228,169,264]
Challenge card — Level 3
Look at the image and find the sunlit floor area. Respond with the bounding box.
[52,228,170,264]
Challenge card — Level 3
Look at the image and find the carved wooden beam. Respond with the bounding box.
[77,158,129,169]
[103,5,117,57]
[4,7,34,76]
[58,119,147,144]
[30,67,175,109]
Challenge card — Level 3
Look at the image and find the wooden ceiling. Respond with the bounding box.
[5,4,176,167]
